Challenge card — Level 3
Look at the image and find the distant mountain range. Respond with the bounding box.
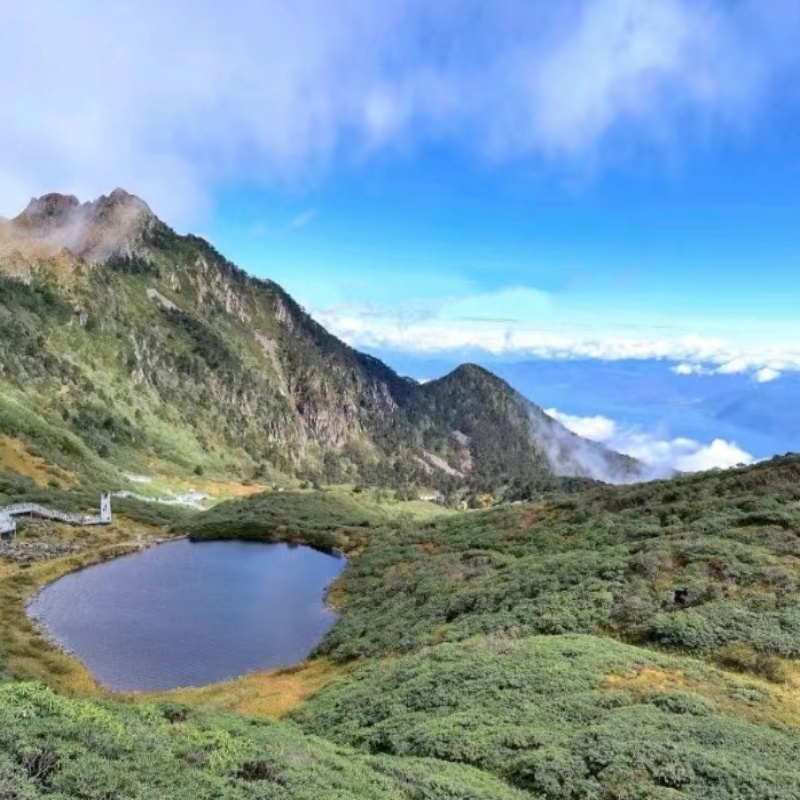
[0,190,640,492]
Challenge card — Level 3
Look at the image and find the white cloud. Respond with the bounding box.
[676,439,755,472]
[527,0,746,156]
[672,363,709,376]
[670,360,784,382]
[754,367,782,383]
[546,407,755,474]
[715,358,749,375]
[317,298,800,376]
[1,1,799,222]
[546,412,617,441]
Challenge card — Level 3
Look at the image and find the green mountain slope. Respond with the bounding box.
[317,454,800,662]
[0,190,638,493]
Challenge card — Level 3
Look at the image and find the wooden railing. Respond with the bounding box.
[0,497,111,537]
[0,503,106,526]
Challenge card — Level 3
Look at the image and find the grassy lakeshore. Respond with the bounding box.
[144,659,356,719]
[0,486,450,714]
[0,520,360,720]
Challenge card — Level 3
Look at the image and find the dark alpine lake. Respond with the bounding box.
[27,539,345,692]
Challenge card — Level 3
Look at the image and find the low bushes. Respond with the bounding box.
[296,634,800,799]
[174,490,394,553]
[318,458,800,665]
[0,682,526,800]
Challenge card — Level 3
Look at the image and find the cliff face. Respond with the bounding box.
[0,191,640,490]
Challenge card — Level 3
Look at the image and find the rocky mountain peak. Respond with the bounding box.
[2,188,156,263]
[93,188,153,221]
[14,193,82,228]
[440,363,495,383]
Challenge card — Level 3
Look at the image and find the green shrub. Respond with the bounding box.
[295,634,800,800]
[0,682,526,800]
[715,642,759,672]
[754,654,793,684]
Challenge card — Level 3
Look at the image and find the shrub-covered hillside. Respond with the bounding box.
[177,489,395,553]
[2,455,800,798]
[0,683,525,800]
[295,634,800,799]
[176,487,452,552]
[319,455,800,669]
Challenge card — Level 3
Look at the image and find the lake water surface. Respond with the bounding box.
[28,539,345,692]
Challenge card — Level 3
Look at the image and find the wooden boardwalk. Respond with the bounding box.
[0,494,111,538]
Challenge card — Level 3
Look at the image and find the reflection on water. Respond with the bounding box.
[28,539,345,691]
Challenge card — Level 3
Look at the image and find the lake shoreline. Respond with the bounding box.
[27,538,346,693]
[1,519,353,717]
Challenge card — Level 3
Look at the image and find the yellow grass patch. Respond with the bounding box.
[603,661,800,731]
[161,476,267,500]
[603,666,687,692]
[325,574,346,610]
[128,464,270,504]
[144,659,354,719]
[201,481,267,498]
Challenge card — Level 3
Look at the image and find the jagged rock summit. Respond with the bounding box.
[0,189,644,491]
[2,188,156,263]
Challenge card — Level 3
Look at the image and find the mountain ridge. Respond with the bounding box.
[0,189,641,492]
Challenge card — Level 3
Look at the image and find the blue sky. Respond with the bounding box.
[2,1,800,467]
[201,123,800,381]
[209,142,800,342]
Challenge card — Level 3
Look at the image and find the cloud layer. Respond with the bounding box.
[2,0,799,221]
[316,291,800,379]
[546,408,754,474]
[672,362,784,382]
